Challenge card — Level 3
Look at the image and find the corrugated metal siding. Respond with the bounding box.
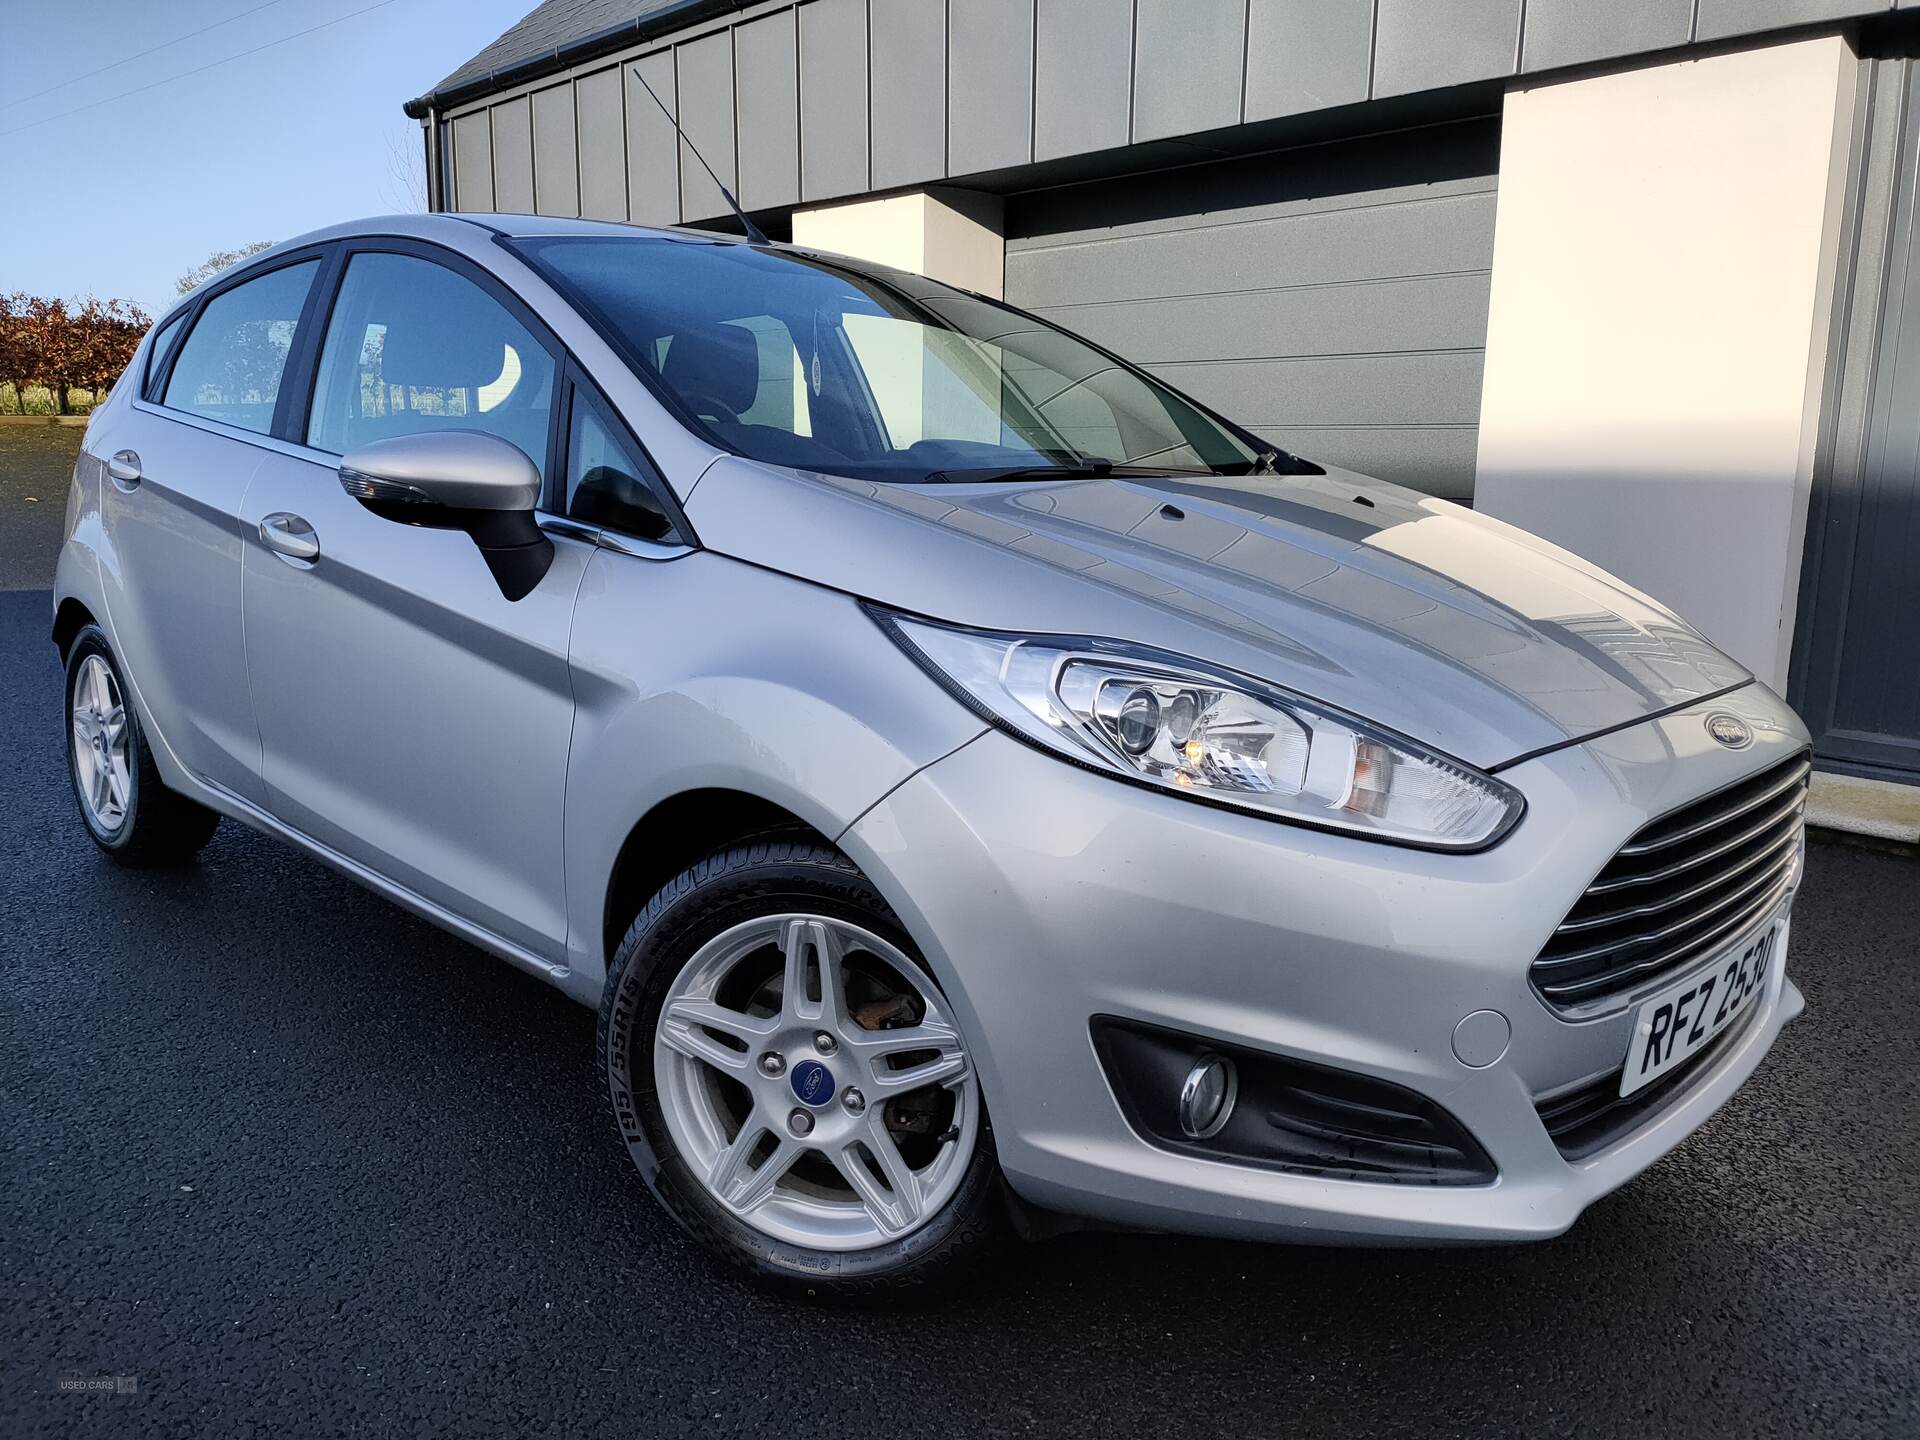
[575,66,628,220]
[734,9,799,210]
[430,0,1910,128]
[625,51,679,224]
[450,110,494,211]
[436,0,1903,226]
[490,96,535,212]
[532,84,580,216]
[674,31,736,220]
[1004,120,1500,501]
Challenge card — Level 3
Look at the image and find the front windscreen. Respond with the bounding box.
[512,235,1277,485]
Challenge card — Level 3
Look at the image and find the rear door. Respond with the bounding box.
[238,240,590,959]
[93,252,325,805]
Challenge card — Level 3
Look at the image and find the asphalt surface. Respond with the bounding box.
[3,433,1917,1437]
[0,425,75,591]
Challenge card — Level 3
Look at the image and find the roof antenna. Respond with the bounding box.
[630,63,771,246]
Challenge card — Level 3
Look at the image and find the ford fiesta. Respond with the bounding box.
[54,214,1809,1292]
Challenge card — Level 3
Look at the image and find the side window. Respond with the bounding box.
[160,261,318,433]
[566,389,672,541]
[141,310,188,402]
[306,252,556,481]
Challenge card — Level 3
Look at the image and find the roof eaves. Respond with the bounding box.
[403,0,750,118]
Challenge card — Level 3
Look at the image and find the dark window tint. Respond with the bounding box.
[141,311,188,401]
[566,390,672,540]
[161,261,318,433]
[306,252,555,480]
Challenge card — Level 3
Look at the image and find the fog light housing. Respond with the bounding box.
[1178,1054,1237,1138]
[1091,1017,1496,1185]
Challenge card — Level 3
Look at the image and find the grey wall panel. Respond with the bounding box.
[575,67,627,220]
[532,84,580,217]
[1244,0,1373,122]
[1694,0,1880,42]
[1009,188,1496,302]
[1153,351,1486,426]
[1521,0,1691,71]
[1373,0,1519,98]
[1289,428,1482,495]
[627,51,680,225]
[735,10,800,210]
[1005,120,1499,500]
[870,0,947,189]
[949,0,1035,175]
[1034,0,1134,161]
[799,0,870,201]
[1035,271,1493,363]
[491,96,535,213]
[451,110,493,211]
[1132,0,1246,142]
[676,31,737,222]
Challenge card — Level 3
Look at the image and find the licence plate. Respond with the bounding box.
[1620,916,1786,1097]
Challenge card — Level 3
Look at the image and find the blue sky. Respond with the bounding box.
[0,0,537,315]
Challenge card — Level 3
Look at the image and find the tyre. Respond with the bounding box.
[64,625,220,865]
[597,832,1003,1295]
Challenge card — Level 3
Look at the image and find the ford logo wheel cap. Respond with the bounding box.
[790,1059,835,1108]
[1705,713,1753,749]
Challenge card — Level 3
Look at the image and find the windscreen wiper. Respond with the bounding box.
[923,460,1115,484]
[923,461,1237,484]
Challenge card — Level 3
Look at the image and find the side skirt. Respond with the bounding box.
[191,775,578,996]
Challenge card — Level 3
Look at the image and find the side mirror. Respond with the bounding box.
[338,431,554,602]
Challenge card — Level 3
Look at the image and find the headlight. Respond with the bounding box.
[873,610,1523,851]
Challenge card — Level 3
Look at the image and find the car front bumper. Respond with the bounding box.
[839,685,1810,1245]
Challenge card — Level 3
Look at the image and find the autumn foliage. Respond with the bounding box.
[0,293,152,414]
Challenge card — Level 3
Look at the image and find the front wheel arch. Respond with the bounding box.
[599,789,836,970]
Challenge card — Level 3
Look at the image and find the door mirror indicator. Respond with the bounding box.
[338,431,554,601]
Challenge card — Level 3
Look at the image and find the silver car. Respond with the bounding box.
[55,214,1809,1292]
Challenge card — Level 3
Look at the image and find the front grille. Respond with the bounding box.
[1537,999,1762,1160]
[1531,753,1809,1013]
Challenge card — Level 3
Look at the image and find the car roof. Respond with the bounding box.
[271,212,741,251]
[179,213,952,322]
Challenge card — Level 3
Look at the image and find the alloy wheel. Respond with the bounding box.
[653,913,979,1251]
[71,654,131,832]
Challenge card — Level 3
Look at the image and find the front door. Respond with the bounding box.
[1794,55,1920,782]
[239,245,587,959]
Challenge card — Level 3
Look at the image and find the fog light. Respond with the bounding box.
[1178,1054,1237,1139]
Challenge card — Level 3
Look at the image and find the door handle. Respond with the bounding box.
[107,450,142,487]
[259,512,320,564]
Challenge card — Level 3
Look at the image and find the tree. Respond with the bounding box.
[23,296,76,414]
[71,297,151,401]
[383,127,427,213]
[0,293,150,413]
[174,241,274,297]
[0,294,32,413]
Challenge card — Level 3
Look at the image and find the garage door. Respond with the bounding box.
[1004,117,1500,501]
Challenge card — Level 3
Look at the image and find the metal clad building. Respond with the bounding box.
[407,0,1920,794]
